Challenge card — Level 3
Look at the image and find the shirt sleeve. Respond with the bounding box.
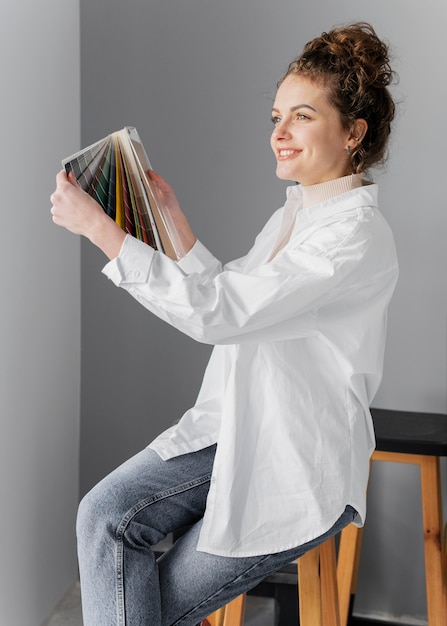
[102,215,393,345]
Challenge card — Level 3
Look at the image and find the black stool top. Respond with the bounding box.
[371,408,447,456]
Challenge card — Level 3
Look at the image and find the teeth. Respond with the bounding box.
[279,150,297,156]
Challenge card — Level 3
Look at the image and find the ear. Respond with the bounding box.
[351,119,368,143]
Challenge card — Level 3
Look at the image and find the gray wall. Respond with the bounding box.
[0,1,81,624]
[80,1,446,624]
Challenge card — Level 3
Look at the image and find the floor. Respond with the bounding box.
[44,581,275,626]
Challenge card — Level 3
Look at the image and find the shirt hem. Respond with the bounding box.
[196,503,364,557]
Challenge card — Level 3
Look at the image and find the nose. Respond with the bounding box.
[272,119,292,140]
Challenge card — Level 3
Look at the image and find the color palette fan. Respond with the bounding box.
[62,126,183,260]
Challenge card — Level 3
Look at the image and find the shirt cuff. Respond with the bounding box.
[176,239,219,274]
[102,235,155,285]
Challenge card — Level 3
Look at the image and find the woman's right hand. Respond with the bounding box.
[50,170,126,259]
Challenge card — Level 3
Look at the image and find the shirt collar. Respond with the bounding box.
[285,176,378,225]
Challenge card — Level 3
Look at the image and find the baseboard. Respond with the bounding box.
[350,611,427,626]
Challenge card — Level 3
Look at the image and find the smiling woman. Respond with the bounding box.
[51,20,399,626]
[277,22,395,174]
[270,22,394,186]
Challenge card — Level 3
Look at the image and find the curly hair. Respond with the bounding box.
[280,22,396,173]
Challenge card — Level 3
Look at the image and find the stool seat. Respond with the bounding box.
[371,407,447,455]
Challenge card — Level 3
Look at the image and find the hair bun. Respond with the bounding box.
[317,22,394,89]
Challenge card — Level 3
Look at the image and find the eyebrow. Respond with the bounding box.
[271,104,317,113]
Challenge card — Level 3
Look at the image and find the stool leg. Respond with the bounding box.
[420,456,446,626]
[298,546,323,626]
[221,594,246,626]
[298,539,341,626]
[320,537,341,626]
[443,520,447,626]
[203,594,246,626]
[203,606,225,626]
[337,524,364,626]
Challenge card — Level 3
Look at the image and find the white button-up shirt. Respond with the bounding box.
[103,182,398,557]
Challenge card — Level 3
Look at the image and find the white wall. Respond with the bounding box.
[78,1,446,624]
[0,1,81,625]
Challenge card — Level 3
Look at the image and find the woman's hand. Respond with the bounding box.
[50,170,126,259]
[148,170,197,257]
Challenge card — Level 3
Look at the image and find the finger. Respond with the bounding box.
[148,169,166,184]
[56,169,69,184]
[67,170,79,186]
[146,169,158,183]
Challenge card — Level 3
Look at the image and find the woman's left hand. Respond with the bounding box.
[147,170,197,256]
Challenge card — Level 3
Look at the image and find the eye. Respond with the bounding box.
[271,115,281,125]
[296,112,310,121]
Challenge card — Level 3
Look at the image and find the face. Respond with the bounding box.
[270,74,352,186]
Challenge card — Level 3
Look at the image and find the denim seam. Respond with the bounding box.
[171,554,273,625]
[115,473,212,626]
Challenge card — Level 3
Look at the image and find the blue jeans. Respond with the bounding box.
[77,444,356,626]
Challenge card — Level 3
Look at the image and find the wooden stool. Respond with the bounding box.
[204,535,342,626]
[337,408,447,626]
[205,408,447,626]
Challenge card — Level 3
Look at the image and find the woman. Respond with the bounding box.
[51,21,399,626]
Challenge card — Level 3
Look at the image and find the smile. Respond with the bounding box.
[277,149,301,160]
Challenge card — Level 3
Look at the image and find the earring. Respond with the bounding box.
[347,145,351,156]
